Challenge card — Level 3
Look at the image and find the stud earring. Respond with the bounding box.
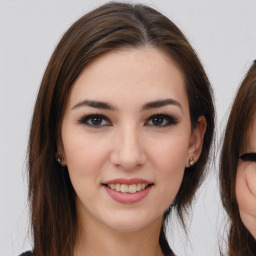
[57,157,64,164]
[56,152,64,164]
[189,157,196,166]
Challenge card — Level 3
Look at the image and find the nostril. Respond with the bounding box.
[109,132,146,169]
[110,152,147,170]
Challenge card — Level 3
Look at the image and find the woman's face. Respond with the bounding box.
[236,114,256,239]
[59,47,205,233]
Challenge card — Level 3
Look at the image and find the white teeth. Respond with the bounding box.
[115,183,121,191]
[128,184,137,193]
[121,184,129,193]
[107,183,149,193]
[136,183,142,191]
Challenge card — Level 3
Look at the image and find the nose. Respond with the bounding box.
[110,125,147,171]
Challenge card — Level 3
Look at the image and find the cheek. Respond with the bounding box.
[62,127,110,183]
[149,132,190,172]
[236,164,256,216]
[236,171,247,209]
[62,122,107,163]
[148,133,189,198]
[62,136,111,207]
[245,164,256,197]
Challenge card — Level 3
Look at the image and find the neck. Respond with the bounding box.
[74,211,164,256]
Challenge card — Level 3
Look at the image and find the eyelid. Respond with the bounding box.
[78,113,111,127]
[77,112,178,128]
[240,153,256,162]
[145,112,178,127]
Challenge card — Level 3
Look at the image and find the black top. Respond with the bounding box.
[19,250,175,256]
[19,252,33,256]
[165,247,175,256]
[163,244,175,256]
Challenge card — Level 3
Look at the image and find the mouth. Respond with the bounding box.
[102,179,154,204]
[104,183,153,194]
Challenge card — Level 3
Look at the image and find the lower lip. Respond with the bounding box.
[104,185,153,204]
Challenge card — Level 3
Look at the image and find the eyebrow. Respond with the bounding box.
[72,98,182,111]
[72,100,115,111]
[142,99,182,111]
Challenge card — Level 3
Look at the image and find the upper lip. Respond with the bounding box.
[103,178,153,185]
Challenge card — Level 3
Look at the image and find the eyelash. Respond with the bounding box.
[78,112,178,128]
[240,153,256,162]
[78,113,111,128]
[145,113,178,127]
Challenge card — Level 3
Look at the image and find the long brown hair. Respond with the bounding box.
[28,2,215,255]
[220,60,256,255]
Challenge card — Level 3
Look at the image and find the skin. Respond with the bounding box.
[236,114,256,240]
[58,46,206,256]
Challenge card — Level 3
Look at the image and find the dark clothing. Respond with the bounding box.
[163,245,176,256]
[166,248,175,256]
[19,252,33,256]
[20,247,175,256]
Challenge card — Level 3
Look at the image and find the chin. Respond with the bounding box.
[102,211,162,233]
[107,222,150,233]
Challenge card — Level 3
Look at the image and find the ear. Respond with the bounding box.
[56,137,67,167]
[186,116,207,167]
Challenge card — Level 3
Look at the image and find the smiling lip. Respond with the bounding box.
[104,178,152,185]
[103,178,154,204]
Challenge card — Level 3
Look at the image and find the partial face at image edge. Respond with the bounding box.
[236,114,256,239]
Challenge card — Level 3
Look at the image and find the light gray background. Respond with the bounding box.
[1,1,256,255]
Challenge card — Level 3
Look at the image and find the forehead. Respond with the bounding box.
[67,46,188,111]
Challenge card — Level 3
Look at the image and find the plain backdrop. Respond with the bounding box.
[1,1,256,255]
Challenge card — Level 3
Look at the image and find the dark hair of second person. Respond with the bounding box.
[220,60,256,255]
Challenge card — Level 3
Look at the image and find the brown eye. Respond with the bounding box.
[146,114,178,127]
[152,117,164,126]
[91,116,103,126]
[78,114,111,127]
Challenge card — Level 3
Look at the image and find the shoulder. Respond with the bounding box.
[18,251,33,256]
